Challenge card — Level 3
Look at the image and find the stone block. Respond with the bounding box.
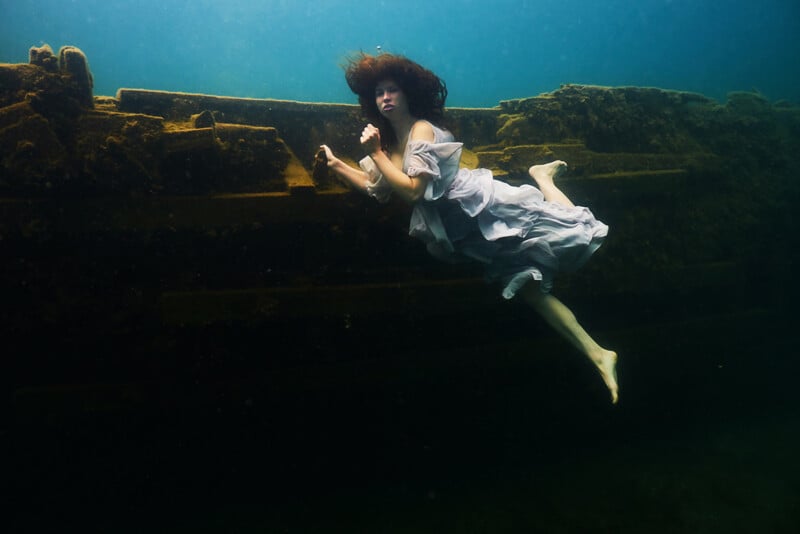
[0,102,68,191]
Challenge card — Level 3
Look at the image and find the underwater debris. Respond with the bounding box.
[57,45,94,108]
[1,44,797,321]
[28,44,58,72]
[192,109,216,129]
[0,46,301,195]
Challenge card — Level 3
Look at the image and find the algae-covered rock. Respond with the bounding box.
[0,102,68,190]
[498,84,716,154]
[1,46,304,195]
[1,41,799,395]
[58,46,93,109]
[28,44,58,72]
[76,110,164,193]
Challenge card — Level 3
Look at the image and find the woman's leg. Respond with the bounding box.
[525,161,617,401]
[529,161,574,208]
[521,283,619,404]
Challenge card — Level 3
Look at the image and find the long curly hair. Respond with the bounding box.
[344,52,448,150]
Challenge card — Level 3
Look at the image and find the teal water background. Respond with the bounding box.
[2,0,799,106]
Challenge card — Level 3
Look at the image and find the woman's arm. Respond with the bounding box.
[320,144,371,193]
[361,122,434,203]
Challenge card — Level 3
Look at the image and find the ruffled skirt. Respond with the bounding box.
[409,168,608,299]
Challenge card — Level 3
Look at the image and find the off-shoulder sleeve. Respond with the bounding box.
[358,156,392,203]
[404,141,463,201]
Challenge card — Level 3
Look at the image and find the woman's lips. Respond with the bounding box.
[383,105,395,111]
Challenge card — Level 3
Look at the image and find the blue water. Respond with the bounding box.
[2,0,799,106]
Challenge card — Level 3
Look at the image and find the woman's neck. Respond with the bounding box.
[388,114,419,150]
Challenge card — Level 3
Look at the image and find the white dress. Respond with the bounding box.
[359,122,608,299]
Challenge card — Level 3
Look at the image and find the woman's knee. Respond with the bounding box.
[520,281,546,306]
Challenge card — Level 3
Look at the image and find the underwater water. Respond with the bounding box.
[4,1,800,533]
[2,0,800,105]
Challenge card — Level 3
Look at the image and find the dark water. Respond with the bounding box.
[5,1,800,532]
[2,0,800,105]
[10,275,799,532]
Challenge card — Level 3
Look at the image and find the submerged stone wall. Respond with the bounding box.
[2,45,799,402]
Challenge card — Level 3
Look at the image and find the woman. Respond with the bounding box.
[321,53,619,404]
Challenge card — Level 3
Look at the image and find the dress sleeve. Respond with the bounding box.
[405,140,463,201]
[358,156,392,203]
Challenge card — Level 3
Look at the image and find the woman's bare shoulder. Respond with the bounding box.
[410,119,436,142]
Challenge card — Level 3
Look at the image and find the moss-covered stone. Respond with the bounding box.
[57,46,93,109]
[1,45,798,335]
[0,102,68,190]
[1,51,300,195]
[497,84,717,154]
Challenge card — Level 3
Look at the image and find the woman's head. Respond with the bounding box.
[344,53,447,145]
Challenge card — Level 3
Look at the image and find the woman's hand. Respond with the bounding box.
[319,144,340,168]
[359,123,382,155]
[318,143,372,193]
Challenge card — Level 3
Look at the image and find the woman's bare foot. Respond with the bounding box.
[528,160,568,187]
[592,350,619,404]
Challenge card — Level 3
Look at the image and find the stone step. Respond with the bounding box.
[583,168,688,188]
[497,168,689,203]
[116,88,365,165]
[159,278,492,326]
[0,164,685,233]
[158,261,744,326]
[0,184,383,234]
[476,143,717,178]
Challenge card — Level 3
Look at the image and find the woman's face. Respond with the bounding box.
[374,79,409,118]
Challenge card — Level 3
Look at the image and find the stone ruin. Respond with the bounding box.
[2,44,798,403]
